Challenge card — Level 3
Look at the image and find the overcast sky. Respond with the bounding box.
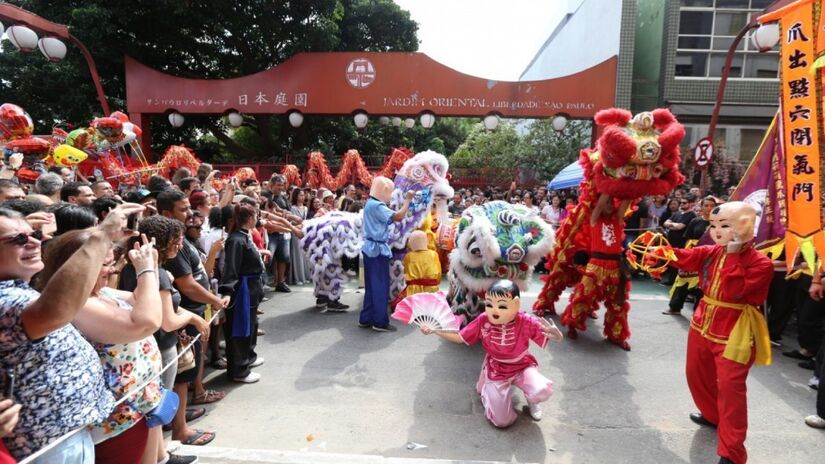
[394,0,566,81]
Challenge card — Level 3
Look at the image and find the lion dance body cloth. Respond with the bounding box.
[534,108,686,350]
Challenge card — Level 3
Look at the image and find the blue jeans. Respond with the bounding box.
[30,428,94,464]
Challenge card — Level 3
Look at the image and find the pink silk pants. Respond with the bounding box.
[476,365,553,428]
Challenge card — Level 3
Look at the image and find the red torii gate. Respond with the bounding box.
[125,52,618,157]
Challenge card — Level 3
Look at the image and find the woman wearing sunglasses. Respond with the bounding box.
[0,203,142,463]
[36,228,162,464]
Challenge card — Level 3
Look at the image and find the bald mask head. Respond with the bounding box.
[708,201,757,247]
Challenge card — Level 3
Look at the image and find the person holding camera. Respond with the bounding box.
[0,203,141,462]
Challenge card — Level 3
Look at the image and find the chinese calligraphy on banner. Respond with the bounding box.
[760,0,825,272]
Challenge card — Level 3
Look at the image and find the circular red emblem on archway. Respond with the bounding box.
[346,58,376,89]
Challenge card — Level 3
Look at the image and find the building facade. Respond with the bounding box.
[523,0,780,169]
[638,0,778,168]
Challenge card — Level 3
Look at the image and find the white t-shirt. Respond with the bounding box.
[541,205,561,225]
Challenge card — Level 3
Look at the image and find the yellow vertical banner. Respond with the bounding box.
[761,0,825,270]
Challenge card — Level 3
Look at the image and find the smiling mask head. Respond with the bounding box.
[708,201,757,247]
[484,279,521,325]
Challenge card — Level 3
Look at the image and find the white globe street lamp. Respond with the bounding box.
[37,37,66,62]
[7,25,38,53]
[751,23,780,52]
[288,111,304,128]
[168,112,184,128]
[404,118,415,129]
[379,116,390,125]
[420,112,435,129]
[0,21,5,37]
[483,114,500,131]
[354,112,369,129]
[552,115,568,132]
[227,111,244,127]
[391,117,402,127]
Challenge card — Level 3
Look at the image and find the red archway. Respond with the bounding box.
[125,52,618,156]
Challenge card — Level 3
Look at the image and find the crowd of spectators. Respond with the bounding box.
[0,165,822,464]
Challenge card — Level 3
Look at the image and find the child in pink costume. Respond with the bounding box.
[423,279,563,427]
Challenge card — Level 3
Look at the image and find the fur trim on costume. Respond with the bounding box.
[302,150,453,301]
[448,201,555,323]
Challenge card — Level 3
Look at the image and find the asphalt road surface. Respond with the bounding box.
[176,277,825,464]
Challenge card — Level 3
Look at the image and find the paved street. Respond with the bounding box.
[179,277,825,464]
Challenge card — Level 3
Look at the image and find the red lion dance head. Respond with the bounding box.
[590,108,685,200]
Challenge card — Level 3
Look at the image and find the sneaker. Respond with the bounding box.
[770,339,782,347]
[166,453,199,464]
[527,403,543,421]
[805,414,825,428]
[662,309,681,315]
[358,322,372,329]
[232,372,261,383]
[275,283,291,293]
[257,329,266,336]
[346,270,357,277]
[371,324,397,332]
[262,285,277,293]
[250,357,265,368]
[315,296,329,309]
[809,376,819,390]
[326,300,350,312]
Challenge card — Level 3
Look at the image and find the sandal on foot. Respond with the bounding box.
[180,429,215,446]
[186,407,206,422]
[191,389,225,405]
[166,407,205,430]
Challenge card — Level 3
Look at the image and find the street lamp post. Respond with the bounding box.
[702,9,782,194]
[0,3,110,115]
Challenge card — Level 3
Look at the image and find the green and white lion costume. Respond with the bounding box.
[446,200,555,324]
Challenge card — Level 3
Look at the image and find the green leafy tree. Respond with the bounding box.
[449,122,522,183]
[515,119,592,183]
[0,0,419,161]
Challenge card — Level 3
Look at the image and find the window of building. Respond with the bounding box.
[676,0,779,79]
[680,124,768,163]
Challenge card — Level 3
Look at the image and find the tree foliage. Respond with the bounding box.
[515,119,592,182]
[0,0,422,161]
[448,119,592,183]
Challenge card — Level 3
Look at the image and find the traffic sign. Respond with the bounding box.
[693,136,714,168]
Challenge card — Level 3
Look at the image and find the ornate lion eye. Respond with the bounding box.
[498,210,521,227]
[639,141,660,161]
[411,166,425,180]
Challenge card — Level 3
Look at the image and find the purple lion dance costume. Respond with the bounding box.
[300,150,454,305]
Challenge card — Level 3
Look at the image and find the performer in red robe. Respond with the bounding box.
[669,201,773,464]
[560,199,632,350]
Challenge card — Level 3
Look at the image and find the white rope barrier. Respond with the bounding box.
[18,310,222,464]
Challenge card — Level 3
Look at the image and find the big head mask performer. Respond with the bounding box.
[668,201,773,464]
[398,230,441,300]
[359,176,414,331]
[423,279,562,427]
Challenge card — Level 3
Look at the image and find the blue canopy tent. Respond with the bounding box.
[547,161,583,190]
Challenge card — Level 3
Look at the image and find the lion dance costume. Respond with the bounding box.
[533,108,686,350]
